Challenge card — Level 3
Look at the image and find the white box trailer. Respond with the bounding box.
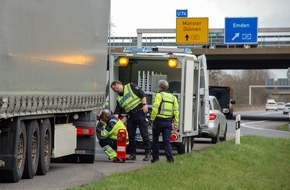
[0,0,110,182]
[108,47,209,154]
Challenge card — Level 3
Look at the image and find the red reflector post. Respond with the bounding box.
[76,127,94,136]
[116,129,127,161]
[170,132,178,141]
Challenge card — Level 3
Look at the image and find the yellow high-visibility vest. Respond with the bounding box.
[117,84,142,113]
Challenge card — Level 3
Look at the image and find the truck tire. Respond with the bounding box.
[37,119,52,175]
[23,120,40,179]
[78,155,95,163]
[0,122,27,182]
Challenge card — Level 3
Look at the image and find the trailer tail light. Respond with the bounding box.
[209,113,217,120]
[76,127,94,136]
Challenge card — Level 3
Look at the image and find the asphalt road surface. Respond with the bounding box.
[0,138,221,190]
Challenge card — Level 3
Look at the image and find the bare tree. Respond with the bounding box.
[238,70,271,105]
[208,70,226,86]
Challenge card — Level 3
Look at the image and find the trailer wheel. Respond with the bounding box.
[187,137,194,152]
[23,120,40,179]
[0,122,27,182]
[184,137,194,153]
[190,137,195,150]
[172,140,186,154]
[37,119,52,175]
[78,155,95,163]
[174,142,185,154]
[174,136,195,154]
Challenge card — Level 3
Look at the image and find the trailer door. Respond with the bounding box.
[198,55,209,128]
[183,58,196,133]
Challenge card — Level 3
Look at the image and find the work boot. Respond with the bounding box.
[113,157,123,163]
[143,152,151,161]
[151,158,159,163]
[126,154,136,160]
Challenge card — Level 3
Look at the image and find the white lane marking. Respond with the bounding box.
[257,112,281,116]
[241,121,290,133]
[243,120,267,125]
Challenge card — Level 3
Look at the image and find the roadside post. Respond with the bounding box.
[288,68,290,132]
[116,129,127,162]
[235,115,241,144]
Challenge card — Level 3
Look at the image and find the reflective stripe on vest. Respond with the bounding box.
[157,92,174,118]
[111,119,129,144]
[101,118,127,140]
[117,84,142,113]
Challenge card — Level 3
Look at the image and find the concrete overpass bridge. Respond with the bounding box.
[109,28,290,70]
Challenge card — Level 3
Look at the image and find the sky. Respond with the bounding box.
[110,0,290,79]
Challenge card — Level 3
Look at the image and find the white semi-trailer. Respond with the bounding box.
[0,0,110,182]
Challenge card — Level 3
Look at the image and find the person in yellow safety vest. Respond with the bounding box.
[150,79,179,163]
[111,80,151,161]
[96,109,128,162]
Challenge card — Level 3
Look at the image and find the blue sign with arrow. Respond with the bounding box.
[224,17,258,44]
[176,9,188,18]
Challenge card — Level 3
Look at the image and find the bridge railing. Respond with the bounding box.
[108,28,290,49]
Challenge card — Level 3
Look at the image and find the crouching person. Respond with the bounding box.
[96,109,128,162]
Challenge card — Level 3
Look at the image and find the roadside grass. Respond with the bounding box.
[278,123,290,131]
[69,136,290,190]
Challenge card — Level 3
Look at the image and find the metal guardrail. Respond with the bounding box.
[109,28,290,49]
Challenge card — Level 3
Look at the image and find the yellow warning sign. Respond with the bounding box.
[176,17,209,44]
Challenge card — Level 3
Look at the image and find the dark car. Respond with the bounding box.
[209,86,235,118]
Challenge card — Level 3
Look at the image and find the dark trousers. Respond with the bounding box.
[151,120,174,162]
[126,111,151,155]
[99,138,117,149]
